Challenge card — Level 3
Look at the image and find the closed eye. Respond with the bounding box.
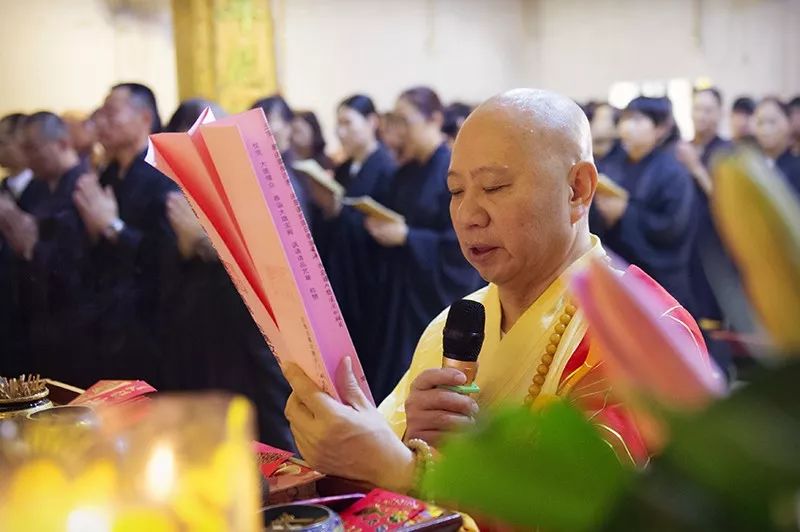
[449,189,464,197]
[484,184,509,193]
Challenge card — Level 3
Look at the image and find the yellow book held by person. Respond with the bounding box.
[291,159,344,197]
[596,173,629,200]
[342,196,405,223]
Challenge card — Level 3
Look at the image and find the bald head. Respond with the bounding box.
[448,88,596,296]
[467,89,593,168]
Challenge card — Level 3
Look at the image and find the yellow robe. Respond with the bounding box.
[379,236,604,438]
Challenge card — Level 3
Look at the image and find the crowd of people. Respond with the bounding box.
[0,81,798,448]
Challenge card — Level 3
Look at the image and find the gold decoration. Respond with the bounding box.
[171,0,279,112]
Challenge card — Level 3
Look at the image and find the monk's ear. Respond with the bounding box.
[567,161,597,224]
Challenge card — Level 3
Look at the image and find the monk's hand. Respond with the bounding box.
[284,358,416,493]
[404,368,479,447]
[364,217,408,247]
[593,192,628,227]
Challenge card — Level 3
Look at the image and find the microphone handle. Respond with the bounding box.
[441,357,480,395]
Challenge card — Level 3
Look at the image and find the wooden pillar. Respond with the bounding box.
[171,0,279,112]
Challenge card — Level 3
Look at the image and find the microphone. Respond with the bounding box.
[441,299,485,394]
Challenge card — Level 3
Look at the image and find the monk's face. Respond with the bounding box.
[448,108,576,287]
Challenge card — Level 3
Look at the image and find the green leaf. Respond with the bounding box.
[603,359,800,531]
[420,402,632,531]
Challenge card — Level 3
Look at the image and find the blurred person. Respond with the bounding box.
[62,111,94,157]
[730,96,756,145]
[441,102,473,147]
[379,111,410,165]
[789,95,800,156]
[0,113,43,375]
[281,90,713,505]
[754,97,800,193]
[0,112,94,384]
[63,110,106,172]
[581,100,599,122]
[72,82,179,386]
[675,87,736,374]
[659,98,683,152]
[251,95,311,219]
[291,110,334,170]
[590,102,623,166]
[362,86,482,401]
[591,96,696,309]
[0,113,46,212]
[675,87,732,196]
[164,98,226,133]
[308,94,397,396]
[162,191,295,450]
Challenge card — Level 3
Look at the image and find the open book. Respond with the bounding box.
[342,196,405,223]
[596,173,629,200]
[146,108,373,404]
[292,158,344,197]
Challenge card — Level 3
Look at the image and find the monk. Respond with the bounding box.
[283,89,712,494]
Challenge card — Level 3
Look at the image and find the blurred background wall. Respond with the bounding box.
[1,0,798,143]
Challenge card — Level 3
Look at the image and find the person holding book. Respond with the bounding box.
[307,94,397,392]
[590,96,697,310]
[674,87,736,374]
[363,86,482,402]
[291,110,335,171]
[282,89,716,504]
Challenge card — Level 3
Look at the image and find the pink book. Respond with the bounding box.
[147,109,373,404]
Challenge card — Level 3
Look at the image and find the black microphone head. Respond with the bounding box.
[443,299,486,362]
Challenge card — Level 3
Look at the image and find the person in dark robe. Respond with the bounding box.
[363,86,483,401]
[754,97,800,194]
[441,102,473,147]
[730,96,756,146]
[591,96,696,310]
[0,112,95,385]
[0,114,47,212]
[590,102,624,168]
[251,95,312,221]
[162,191,296,450]
[674,87,736,375]
[72,83,179,388]
[790,96,800,157]
[61,110,105,173]
[291,110,335,170]
[0,113,45,376]
[307,94,397,387]
[164,98,226,133]
[379,111,411,166]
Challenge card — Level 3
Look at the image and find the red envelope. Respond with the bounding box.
[252,441,293,477]
[340,489,425,531]
[69,380,156,407]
